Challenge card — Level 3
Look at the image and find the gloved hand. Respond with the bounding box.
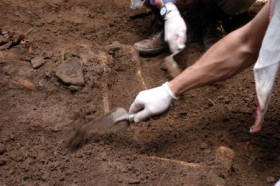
[164,5,187,53]
[129,82,178,122]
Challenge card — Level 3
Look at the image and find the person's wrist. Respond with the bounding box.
[166,81,180,98]
[155,0,164,8]
[160,2,177,18]
[162,82,179,99]
[155,0,175,8]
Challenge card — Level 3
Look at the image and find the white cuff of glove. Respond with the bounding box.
[162,82,179,99]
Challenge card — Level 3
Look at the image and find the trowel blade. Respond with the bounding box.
[67,107,130,149]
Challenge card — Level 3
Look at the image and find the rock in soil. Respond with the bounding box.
[31,56,46,69]
[56,58,85,86]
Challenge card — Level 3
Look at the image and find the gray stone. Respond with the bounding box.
[56,58,85,86]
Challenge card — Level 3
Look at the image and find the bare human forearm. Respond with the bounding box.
[169,2,270,97]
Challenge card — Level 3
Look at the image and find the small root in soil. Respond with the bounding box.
[143,155,200,168]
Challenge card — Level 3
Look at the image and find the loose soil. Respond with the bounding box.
[0,0,279,185]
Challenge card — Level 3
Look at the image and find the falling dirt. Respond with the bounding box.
[0,0,279,185]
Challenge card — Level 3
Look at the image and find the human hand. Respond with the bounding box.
[164,5,187,53]
[129,82,178,122]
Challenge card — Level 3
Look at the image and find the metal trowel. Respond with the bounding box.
[67,107,135,149]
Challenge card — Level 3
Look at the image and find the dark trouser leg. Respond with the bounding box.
[184,0,227,49]
[199,0,229,49]
[190,0,254,49]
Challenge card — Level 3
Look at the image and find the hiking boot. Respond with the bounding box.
[202,22,225,50]
[134,31,168,55]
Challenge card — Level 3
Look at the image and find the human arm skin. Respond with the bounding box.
[152,0,176,8]
[129,2,270,122]
[168,2,270,96]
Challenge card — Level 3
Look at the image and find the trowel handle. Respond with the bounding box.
[128,114,136,123]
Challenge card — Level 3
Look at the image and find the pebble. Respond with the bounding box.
[0,158,7,166]
[224,99,231,104]
[266,176,276,183]
[9,169,15,175]
[216,146,235,172]
[31,56,46,69]
[128,179,140,184]
[216,146,235,160]
[20,56,32,62]
[207,99,215,107]
[35,22,44,27]
[51,125,61,132]
[68,85,83,91]
[200,142,208,149]
[0,143,6,155]
[43,51,54,59]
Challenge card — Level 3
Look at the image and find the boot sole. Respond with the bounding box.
[134,45,168,55]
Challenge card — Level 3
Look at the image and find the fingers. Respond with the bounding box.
[165,28,187,53]
[129,86,173,123]
[129,99,151,123]
[167,34,186,53]
[133,109,151,122]
[129,99,144,114]
[164,15,187,53]
[177,31,187,49]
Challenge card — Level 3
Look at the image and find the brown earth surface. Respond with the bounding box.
[0,0,279,185]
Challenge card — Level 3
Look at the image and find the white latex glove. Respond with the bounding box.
[164,4,187,53]
[129,82,178,122]
[275,179,280,186]
[252,0,280,133]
